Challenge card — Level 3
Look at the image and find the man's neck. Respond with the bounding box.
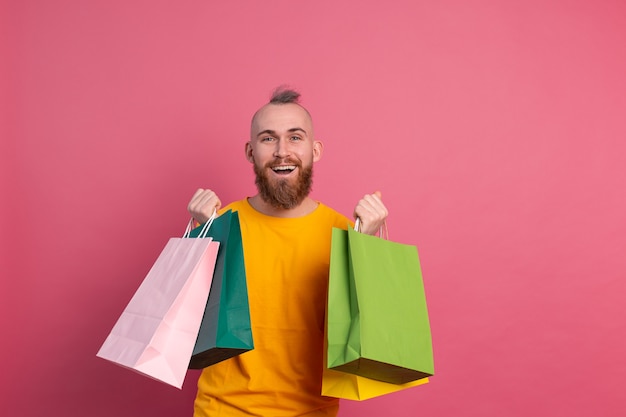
[247,195,319,218]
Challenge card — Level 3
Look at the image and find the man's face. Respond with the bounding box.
[247,103,323,209]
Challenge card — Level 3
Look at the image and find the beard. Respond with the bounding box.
[254,158,314,210]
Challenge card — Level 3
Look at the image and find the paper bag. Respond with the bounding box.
[188,210,254,369]
[326,227,433,385]
[97,222,219,388]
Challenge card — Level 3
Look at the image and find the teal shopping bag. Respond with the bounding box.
[327,227,433,384]
[188,210,254,369]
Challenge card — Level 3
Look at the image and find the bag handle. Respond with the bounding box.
[354,217,388,239]
[183,209,217,239]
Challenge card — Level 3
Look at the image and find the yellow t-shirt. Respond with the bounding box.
[194,199,351,417]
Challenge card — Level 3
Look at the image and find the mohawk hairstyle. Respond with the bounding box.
[269,86,301,104]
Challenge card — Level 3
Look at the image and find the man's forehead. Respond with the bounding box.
[251,103,313,134]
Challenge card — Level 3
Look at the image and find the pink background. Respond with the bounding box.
[2,1,625,416]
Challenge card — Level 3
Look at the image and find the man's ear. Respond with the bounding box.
[245,141,254,163]
[313,140,324,162]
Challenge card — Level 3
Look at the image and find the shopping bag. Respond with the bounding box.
[97,219,219,388]
[321,367,429,401]
[187,210,254,369]
[326,226,434,386]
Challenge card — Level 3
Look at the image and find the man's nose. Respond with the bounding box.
[273,139,290,158]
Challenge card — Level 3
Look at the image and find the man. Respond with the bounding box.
[188,87,388,416]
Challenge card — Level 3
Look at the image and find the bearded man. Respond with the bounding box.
[188,87,388,417]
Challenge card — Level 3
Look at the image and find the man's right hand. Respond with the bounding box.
[187,188,221,224]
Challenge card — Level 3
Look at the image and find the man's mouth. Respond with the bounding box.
[271,165,297,175]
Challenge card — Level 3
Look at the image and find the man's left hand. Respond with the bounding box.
[353,191,388,236]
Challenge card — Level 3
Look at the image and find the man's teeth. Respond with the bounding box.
[272,166,296,171]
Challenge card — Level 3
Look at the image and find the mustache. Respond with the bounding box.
[264,157,301,168]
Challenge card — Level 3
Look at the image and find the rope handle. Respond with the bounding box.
[354,217,388,239]
[183,209,217,238]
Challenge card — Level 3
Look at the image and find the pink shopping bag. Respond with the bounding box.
[97,219,219,388]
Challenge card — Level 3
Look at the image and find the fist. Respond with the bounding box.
[353,191,388,236]
[187,188,221,224]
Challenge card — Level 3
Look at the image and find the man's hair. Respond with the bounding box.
[269,86,301,104]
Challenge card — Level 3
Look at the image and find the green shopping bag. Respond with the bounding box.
[327,227,433,384]
[187,210,254,369]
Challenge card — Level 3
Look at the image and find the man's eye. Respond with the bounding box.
[290,136,302,141]
[262,137,274,142]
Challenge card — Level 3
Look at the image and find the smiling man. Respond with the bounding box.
[188,87,388,417]
[248,98,321,215]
